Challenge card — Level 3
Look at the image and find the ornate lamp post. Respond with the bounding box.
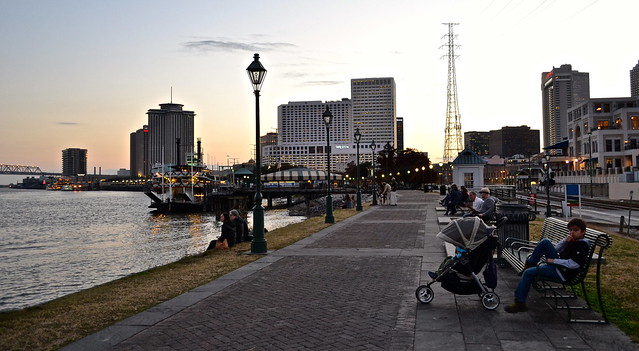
[354,128,363,211]
[323,106,335,224]
[370,140,378,206]
[246,53,267,254]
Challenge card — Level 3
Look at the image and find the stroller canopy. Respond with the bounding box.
[436,217,492,250]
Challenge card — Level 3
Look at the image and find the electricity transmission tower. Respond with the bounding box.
[442,23,463,163]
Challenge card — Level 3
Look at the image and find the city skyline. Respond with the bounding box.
[2,0,639,176]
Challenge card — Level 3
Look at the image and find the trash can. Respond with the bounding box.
[494,203,535,249]
[440,185,447,195]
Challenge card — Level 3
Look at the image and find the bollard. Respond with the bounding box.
[620,216,625,233]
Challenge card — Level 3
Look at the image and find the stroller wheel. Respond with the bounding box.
[481,292,500,310]
[415,285,434,304]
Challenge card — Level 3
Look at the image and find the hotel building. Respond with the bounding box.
[262,78,397,172]
[541,64,590,151]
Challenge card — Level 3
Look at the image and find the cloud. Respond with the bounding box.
[301,81,342,86]
[182,39,296,52]
[56,122,80,126]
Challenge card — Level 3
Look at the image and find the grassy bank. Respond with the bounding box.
[0,207,365,351]
[529,219,639,343]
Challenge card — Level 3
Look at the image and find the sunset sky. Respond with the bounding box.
[1,0,638,176]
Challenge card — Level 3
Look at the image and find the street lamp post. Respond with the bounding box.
[323,106,335,224]
[370,140,378,206]
[589,131,593,197]
[246,53,267,254]
[354,128,363,211]
[544,154,552,218]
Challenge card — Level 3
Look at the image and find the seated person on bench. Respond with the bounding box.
[504,218,590,313]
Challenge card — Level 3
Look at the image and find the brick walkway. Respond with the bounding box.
[62,191,638,351]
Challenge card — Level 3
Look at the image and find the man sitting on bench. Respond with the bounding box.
[504,218,590,313]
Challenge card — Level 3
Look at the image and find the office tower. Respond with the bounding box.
[259,131,278,161]
[62,148,88,176]
[631,60,639,97]
[146,103,195,168]
[130,125,149,177]
[265,99,352,171]
[541,64,590,151]
[464,131,490,156]
[351,77,396,147]
[396,117,404,151]
[489,126,540,158]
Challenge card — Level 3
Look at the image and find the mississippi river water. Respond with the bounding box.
[0,189,305,312]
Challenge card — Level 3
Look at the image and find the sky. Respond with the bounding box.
[1,0,638,176]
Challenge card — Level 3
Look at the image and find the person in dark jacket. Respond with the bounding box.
[230,209,245,244]
[504,218,590,313]
[207,212,236,250]
[445,184,463,215]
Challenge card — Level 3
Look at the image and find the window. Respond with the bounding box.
[464,172,474,189]
[632,116,639,130]
[615,118,622,129]
[597,120,610,130]
[606,140,612,152]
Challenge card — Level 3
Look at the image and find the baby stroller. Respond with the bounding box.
[415,216,507,310]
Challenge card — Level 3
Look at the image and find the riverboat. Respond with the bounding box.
[144,164,215,212]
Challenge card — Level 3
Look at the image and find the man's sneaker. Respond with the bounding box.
[504,301,528,313]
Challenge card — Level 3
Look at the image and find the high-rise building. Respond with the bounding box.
[396,117,404,151]
[146,103,195,168]
[351,77,396,147]
[264,99,354,171]
[464,131,490,156]
[489,126,540,158]
[541,64,590,151]
[262,77,396,172]
[130,125,149,177]
[62,148,88,176]
[631,60,639,97]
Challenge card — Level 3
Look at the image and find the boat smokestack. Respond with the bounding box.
[176,138,181,165]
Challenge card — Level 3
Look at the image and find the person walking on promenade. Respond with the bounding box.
[380,182,391,205]
[230,209,246,244]
[504,218,590,313]
[207,212,236,250]
[390,177,399,206]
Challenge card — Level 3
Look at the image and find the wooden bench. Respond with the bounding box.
[501,217,613,323]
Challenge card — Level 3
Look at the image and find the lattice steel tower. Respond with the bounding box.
[442,23,463,162]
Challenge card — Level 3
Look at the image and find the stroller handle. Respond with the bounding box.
[494,216,508,228]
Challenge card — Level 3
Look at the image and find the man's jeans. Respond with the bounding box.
[515,239,563,303]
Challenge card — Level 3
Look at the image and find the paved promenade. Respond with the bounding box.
[63,191,638,350]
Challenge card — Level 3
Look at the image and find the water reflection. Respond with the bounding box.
[0,189,305,312]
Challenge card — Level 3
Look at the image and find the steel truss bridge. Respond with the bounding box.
[0,164,61,176]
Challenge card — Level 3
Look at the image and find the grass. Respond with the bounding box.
[528,218,639,343]
[0,206,364,351]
